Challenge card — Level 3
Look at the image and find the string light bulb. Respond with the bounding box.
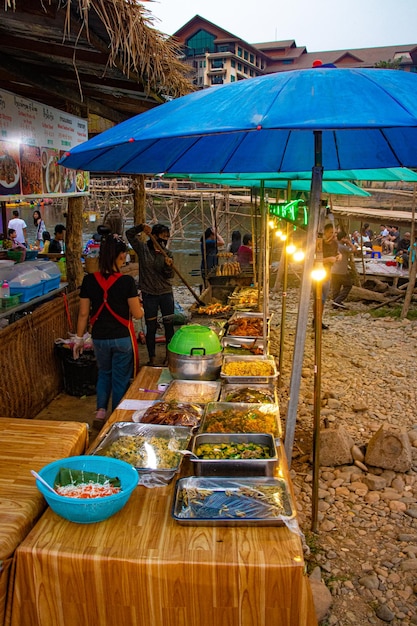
[311,262,326,281]
[286,243,296,255]
[293,250,305,262]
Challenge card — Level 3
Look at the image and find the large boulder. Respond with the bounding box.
[365,423,412,472]
[319,426,355,467]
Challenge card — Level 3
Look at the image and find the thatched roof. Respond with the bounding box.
[1,0,193,125]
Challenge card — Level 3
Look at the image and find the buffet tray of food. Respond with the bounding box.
[220,383,277,404]
[225,312,271,340]
[161,380,221,405]
[220,354,278,384]
[172,476,295,526]
[221,336,266,355]
[90,422,192,485]
[189,433,279,477]
[200,402,281,438]
[132,400,203,429]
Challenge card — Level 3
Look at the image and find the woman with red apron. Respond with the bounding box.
[73,233,143,428]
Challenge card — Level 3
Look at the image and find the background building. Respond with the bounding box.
[173,15,417,88]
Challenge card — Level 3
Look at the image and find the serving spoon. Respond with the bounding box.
[31,469,59,495]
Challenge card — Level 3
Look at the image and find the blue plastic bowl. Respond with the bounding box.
[36,455,139,524]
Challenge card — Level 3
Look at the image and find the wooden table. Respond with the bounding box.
[0,418,88,626]
[8,369,317,626]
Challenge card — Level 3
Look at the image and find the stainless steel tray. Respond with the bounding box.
[220,382,277,404]
[90,422,192,482]
[172,476,295,526]
[132,400,203,429]
[226,312,271,341]
[221,336,266,355]
[220,355,278,384]
[162,380,221,404]
[200,402,281,438]
[190,433,278,477]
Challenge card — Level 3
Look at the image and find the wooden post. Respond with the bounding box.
[401,184,417,318]
[66,196,84,291]
[132,175,146,224]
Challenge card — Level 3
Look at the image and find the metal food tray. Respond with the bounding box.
[200,402,281,438]
[172,476,295,526]
[90,422,192,481]
[132,400,203,429]
[220,355,278,384]
[220,382,277,404]
[221,336,266,355]
[190,433,278,477]
[162,380,221,404]
[226,312,271,340]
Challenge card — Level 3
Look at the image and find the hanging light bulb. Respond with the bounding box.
[279,233,287,241]
[293,250,305,262]
[268,219,275,228]
[286,243,296,255]
[311,262,327,281]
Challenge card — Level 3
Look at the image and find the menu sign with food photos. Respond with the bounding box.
[0,88,89,199]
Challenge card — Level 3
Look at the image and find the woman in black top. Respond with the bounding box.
[73,233,143,426]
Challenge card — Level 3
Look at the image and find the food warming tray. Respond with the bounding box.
[90,422,192,484]
[220,355,278,384]
[172,476,295,526]
[226,311,272,340]
[162,379,221,404]
[200,402,281,438]
[220,382,277,404]
[190,433,279,477]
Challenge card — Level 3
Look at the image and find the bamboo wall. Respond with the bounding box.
[0,291,79,419]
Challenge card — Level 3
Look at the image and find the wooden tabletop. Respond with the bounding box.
[0,418,88,626]
[9,369,317,626]
[0,418,88,561]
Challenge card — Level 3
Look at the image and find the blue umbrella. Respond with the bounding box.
[60,68,417,174]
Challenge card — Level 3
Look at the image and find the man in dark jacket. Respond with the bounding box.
[126,223,174,366]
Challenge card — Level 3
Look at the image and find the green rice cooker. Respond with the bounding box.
[167,325,222,380]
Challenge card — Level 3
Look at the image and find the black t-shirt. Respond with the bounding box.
[79,273,138,339]
[49,239,63,253]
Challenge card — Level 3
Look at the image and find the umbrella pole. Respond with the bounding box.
[278,221,290,387]
[149,233,205,306]
[285,131,323,468]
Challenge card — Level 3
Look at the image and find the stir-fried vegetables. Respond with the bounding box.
[195,442,271,460]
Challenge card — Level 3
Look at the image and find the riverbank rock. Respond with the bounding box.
[365,423,413,472]
[319,426,355,466]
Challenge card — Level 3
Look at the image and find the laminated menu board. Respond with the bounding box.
[0,87,89,200]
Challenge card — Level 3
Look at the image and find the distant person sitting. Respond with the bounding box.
[7,228,26,261]
[42,231,51,253]
[49,224,66,254]
[396,232,411,268]
[227,230,242,255]
[237,233,253,267]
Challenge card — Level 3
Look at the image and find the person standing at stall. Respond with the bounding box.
[49,224,66,254]
[73,233,143,428]
[200,227,225,288]
[33,210,46,249]
[126,222,175,367]
[8,210,27,247]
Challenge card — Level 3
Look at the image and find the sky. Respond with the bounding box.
[149,0,417,52]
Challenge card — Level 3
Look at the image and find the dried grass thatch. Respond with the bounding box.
[6,0,193,100]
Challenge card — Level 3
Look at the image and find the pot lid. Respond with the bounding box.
[168,324,221,355]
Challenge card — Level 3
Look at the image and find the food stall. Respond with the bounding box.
[7,312,317,626]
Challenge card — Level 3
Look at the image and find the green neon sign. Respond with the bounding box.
[268,200,308,227]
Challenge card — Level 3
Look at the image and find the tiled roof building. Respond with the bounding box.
[173,15,417,88]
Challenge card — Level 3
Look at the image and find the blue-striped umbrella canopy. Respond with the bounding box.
[60,68,417,175]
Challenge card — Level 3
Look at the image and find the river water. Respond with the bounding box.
[12,202,258,288]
